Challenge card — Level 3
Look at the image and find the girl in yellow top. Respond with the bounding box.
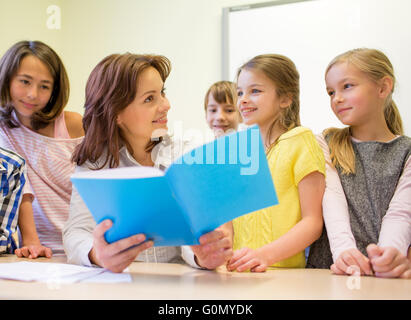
[227,54,326,272]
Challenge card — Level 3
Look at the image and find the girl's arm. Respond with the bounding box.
[317,134,373,275]
[15,194,52,258]
[262,171,325,263]
[378,156,411,255]
[316,134,357,260]
[227,171,324,272]
[64,111,84,138]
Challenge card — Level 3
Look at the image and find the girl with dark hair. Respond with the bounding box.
[0,40,84,257]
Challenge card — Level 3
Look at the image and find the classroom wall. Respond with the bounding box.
[2,0,407,138]
[0,0,270,139]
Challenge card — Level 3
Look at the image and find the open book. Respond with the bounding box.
[71,125,278,246]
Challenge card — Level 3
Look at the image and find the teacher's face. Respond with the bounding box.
[117,66,170,143]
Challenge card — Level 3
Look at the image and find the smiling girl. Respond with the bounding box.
[226,54,325,272]
[0,40,84,257]
[307,48,411,279]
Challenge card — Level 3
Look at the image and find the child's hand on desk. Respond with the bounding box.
[226,247,269,272]
[89,219,153,273]
[367,244,411,279]
[15,244,52,259]
[331,248,373,276]
[191,225,233,270]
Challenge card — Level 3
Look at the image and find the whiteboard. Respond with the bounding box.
[223,0,411,135]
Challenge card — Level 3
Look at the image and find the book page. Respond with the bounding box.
[71,166,164,179]
[0,261,131,283]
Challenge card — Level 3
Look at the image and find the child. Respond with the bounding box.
[63,53,233,273]
[306,48,411,279]
[226,54,325,272]
[1,147,25,254]
[204,81,242,137]
[0,147,50,258]
[0,40,84,256]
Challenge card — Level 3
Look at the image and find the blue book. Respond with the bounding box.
[71,125,278,247]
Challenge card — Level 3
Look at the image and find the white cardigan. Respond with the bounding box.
[62,135,201,268]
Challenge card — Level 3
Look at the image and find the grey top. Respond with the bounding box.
[307,135,411,269]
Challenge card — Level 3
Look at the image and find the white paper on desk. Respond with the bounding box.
[0,262,131,283]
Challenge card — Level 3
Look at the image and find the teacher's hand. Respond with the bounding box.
[191,222,233,270]
[89,219,153,273]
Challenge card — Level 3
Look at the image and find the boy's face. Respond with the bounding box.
[205,93,241,137]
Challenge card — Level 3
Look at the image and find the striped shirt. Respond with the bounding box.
[0,112,83,253]
[0,147,26,253]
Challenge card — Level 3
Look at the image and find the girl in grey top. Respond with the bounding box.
[307,48,411,279]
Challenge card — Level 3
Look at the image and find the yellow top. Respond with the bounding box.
[233,126,325,268]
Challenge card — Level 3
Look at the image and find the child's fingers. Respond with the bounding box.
[45,247,53,258]
[375,262,409,278]
[371,247,397,268]
[400,268,411,279]
[350,250,373,276]
[372,252,405,274]
[20,247,30,258]
[339,251,370,275]
[341,254,359,273]
[236,258,260,272]
[227,248,249,265]
[330,263,345,275]
[251,264,267,273]
[227,248,249,270]
[335,256,352,275]
[366,243,383,259]
[28,246,39,259]
[14,248,22,257]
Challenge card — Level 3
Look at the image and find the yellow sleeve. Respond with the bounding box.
[292,130,326,186]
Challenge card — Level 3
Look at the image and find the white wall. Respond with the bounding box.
[2,0,408,138]
[0,0,271,139]
[225,0,411,135]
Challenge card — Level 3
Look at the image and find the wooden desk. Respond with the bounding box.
[0,255,409,300]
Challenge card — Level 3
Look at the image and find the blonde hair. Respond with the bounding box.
[237,54,300,148]
[324,48,404,174]
[204,81,237,111]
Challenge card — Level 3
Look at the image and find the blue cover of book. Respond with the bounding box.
[71,125,278,246]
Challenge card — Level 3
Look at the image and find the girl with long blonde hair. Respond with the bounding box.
[307,48,411,279]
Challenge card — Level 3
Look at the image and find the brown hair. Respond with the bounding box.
[204,81,238,111]
[324,48,403,174]
[237,54,300,148]
[72,53,171,169]
[0,40,69,130]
